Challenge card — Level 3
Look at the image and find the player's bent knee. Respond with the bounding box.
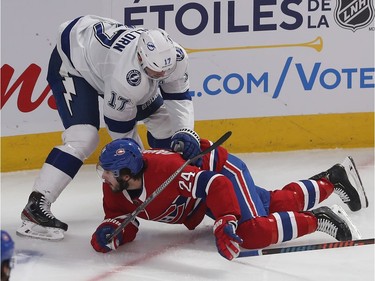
[61,124,99,159]
[237,217,278,249]
[269,188,303,213]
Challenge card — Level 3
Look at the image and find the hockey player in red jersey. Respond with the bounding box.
[91,138,368,260]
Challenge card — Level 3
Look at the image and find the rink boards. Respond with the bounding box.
[1,112,373,172]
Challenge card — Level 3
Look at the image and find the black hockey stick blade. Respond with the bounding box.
[238,238,375,257]
[106,131,232,243]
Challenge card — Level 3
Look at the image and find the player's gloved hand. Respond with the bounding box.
[91,218,124,253]
[91,218,139,253]
[213,215,243,260]
[171,128,202,166]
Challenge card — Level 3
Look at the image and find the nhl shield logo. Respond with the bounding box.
[334,0,375,31]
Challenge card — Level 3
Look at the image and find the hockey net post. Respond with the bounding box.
[106,131,232,243]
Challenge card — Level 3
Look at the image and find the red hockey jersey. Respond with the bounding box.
[101,139,239,230]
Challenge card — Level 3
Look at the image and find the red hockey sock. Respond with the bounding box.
[237,212,318,249]
[269,179,334,213]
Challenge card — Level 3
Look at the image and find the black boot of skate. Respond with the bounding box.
[311,206,352,241]
[21,191,68,231]
[310,156,368,212]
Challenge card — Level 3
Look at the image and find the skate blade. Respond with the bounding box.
[331,204,362,240]
[342,156,369,209]
[16,220,65,241]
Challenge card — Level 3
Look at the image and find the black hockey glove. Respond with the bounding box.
[170,128,202,166]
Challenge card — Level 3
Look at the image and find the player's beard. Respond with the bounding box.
[113,178,130,193]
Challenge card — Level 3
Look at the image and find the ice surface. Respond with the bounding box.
[1,148,374,281]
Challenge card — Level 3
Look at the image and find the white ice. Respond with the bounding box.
[1,148,374,281]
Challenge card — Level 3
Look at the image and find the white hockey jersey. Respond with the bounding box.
[55,15,193,146]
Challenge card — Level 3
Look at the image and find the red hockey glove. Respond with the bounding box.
[91,218,139,253]
[213,215,243,260]
[171,128,202,166]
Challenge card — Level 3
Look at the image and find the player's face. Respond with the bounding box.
[101,170,118,188]
[101,170,130,193]
[144,67,166,79]
[1,260,12,281]
[96,164,131,192]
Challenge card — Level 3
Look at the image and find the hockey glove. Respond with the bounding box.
[213,215,243,260]
[91,218,139,253]
[171,128,202,166]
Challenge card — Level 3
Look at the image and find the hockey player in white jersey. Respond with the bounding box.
[17,15,201,240]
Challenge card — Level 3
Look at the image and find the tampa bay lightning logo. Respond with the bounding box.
[147,42,156,51]
[176,47,185,61]
[126,70,141,86]
[334,0,375,31]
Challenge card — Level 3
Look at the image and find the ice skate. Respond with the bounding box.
[330,204,362,240]
[310,156,368,211]
[311,206,352,241]
[16,220,65,241]
[16,191,68,241]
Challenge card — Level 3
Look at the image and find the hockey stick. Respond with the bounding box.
[106,131,232,243]
[238,238,375,257]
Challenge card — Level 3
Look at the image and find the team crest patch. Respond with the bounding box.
[115,148,125,155]
[176,47,185,61]
[147,42,156,51]
[334,0,375,31]
[126,70,141,86]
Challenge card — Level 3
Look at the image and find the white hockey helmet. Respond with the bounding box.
[137,29,177,79]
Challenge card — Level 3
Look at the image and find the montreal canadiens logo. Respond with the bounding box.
[115,148,126,156]
[334,0,375,31]
[126,70,141,86]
